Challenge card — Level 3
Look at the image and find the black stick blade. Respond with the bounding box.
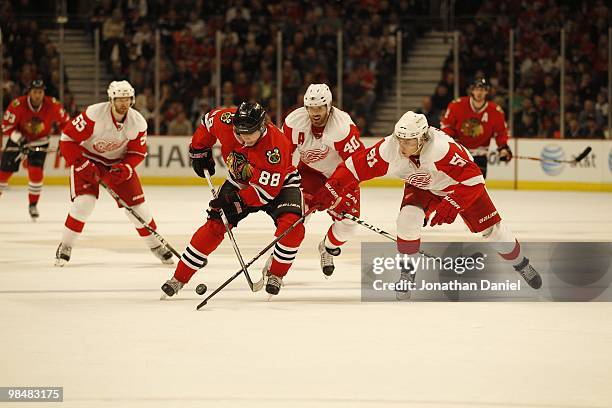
[575,147,592,162]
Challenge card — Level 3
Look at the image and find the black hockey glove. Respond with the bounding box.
[497,144,513,163]
[209,190,245,215]
[189,145,215,177]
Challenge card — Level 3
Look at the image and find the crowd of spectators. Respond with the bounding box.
[429,0,609,139]
[0,2,79,117]
[89,0,427,135]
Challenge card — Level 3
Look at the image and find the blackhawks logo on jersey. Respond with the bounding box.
[220,112,233,124]
[460,118,484,138]
[266,147,281,164]
[24,116,45,135]
[226,151,253,182]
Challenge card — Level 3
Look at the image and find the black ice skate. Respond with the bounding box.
[161,277,184,298]
[396,262,416,301]
[151,245,174,265]
[54,243,71,267]
[318,240,341,277]
[29,204,39,221]
[513,257,542,289]
[266,274,283,295]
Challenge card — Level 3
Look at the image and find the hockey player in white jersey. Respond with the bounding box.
[54,81,173,266]
[313,111,542,298]
[283,84,364,276]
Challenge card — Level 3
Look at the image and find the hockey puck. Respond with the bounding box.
[195,283,208,295]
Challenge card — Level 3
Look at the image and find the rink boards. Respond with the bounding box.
[6,136,612,191]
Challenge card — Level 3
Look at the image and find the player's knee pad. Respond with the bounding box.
[396,205,425,241]
[126,203,152,226]
[27,166,43,182]
[482,221,517,254]
[276,213,305,243]
[331,218,357,239]
[70,194,96,221]
[201,218,226,239]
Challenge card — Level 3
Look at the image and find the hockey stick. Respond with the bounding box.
[515,146,592,164]
[196,206,316,310]
[4,146,57,153]
[99,181,181,258]
[203,170,259,292]
[329,210,435,258]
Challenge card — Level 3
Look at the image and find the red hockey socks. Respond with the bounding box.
[269,213,305,278]
[174,219,226,283]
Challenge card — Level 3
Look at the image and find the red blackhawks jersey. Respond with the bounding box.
[282,107,363,177]
[335,127,484,196]
[440,96,509,156]
[192,107,300,207]
[60,102,148,168]
[1,95,69,146]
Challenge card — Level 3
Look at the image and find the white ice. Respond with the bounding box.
[1,186,612,408]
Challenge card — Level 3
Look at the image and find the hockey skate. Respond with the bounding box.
[318,240,341,277]
[514,257,542,289]
[151,245,174,265]
[261,255,284,296]
[161,277,184,298]
[28,204,39,221]
[395,262,416,301]
[266,274,283,296]
[54,243,71,267]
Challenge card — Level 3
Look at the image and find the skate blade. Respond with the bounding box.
[395,291,412,301]
[160,293,168,300]
[160,258,174,265]
[54,259,67,267]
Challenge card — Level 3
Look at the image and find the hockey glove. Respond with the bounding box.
[429,195,462,227]
[209,190,245,215]
[497,144,513,162]
[107,163,133,185]
[190,145,215,177]
[73,157,100,184]
[312,179,344,211]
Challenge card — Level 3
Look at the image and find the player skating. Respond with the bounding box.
[314,111,541,299]
[54,80,173,266]
[161,102,305,297]
[283,84,363,276]
[0,79,70,220]
[440,77,512,178]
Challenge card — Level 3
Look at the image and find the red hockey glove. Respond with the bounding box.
[209,190,245,215]
[107,163,133,185]
[73,157,100,184]
[430,195,462,227]
[312,179,344,211]
[497,144,513,162]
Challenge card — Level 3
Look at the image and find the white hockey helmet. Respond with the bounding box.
[393,111,429,148]
[303,83,332,112]
[107,80,135,107]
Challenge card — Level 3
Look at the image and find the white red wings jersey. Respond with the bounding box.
[60,102,147,167]
[341,127,484,196]
[192,107,299,207]
[440,96,509,156]
[283,107,363,178]
[2,95,69,146]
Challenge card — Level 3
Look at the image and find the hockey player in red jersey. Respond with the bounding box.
[0,80,70,219]
[161,102,305,297]
[440,77,512,178]
[314,111,541,299]
[283,84,363,276]
[54,80,173,266]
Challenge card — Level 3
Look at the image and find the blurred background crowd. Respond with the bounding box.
[0,0,609,138]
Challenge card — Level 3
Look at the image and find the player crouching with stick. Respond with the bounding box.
[312,111,542,300]
[160,102,305,298]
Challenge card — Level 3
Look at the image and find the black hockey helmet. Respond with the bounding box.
[471,76,490,90]
[233,101,266,134]
[29,79,46,90]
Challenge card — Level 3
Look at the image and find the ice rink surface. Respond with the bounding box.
[1,185,612,407]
